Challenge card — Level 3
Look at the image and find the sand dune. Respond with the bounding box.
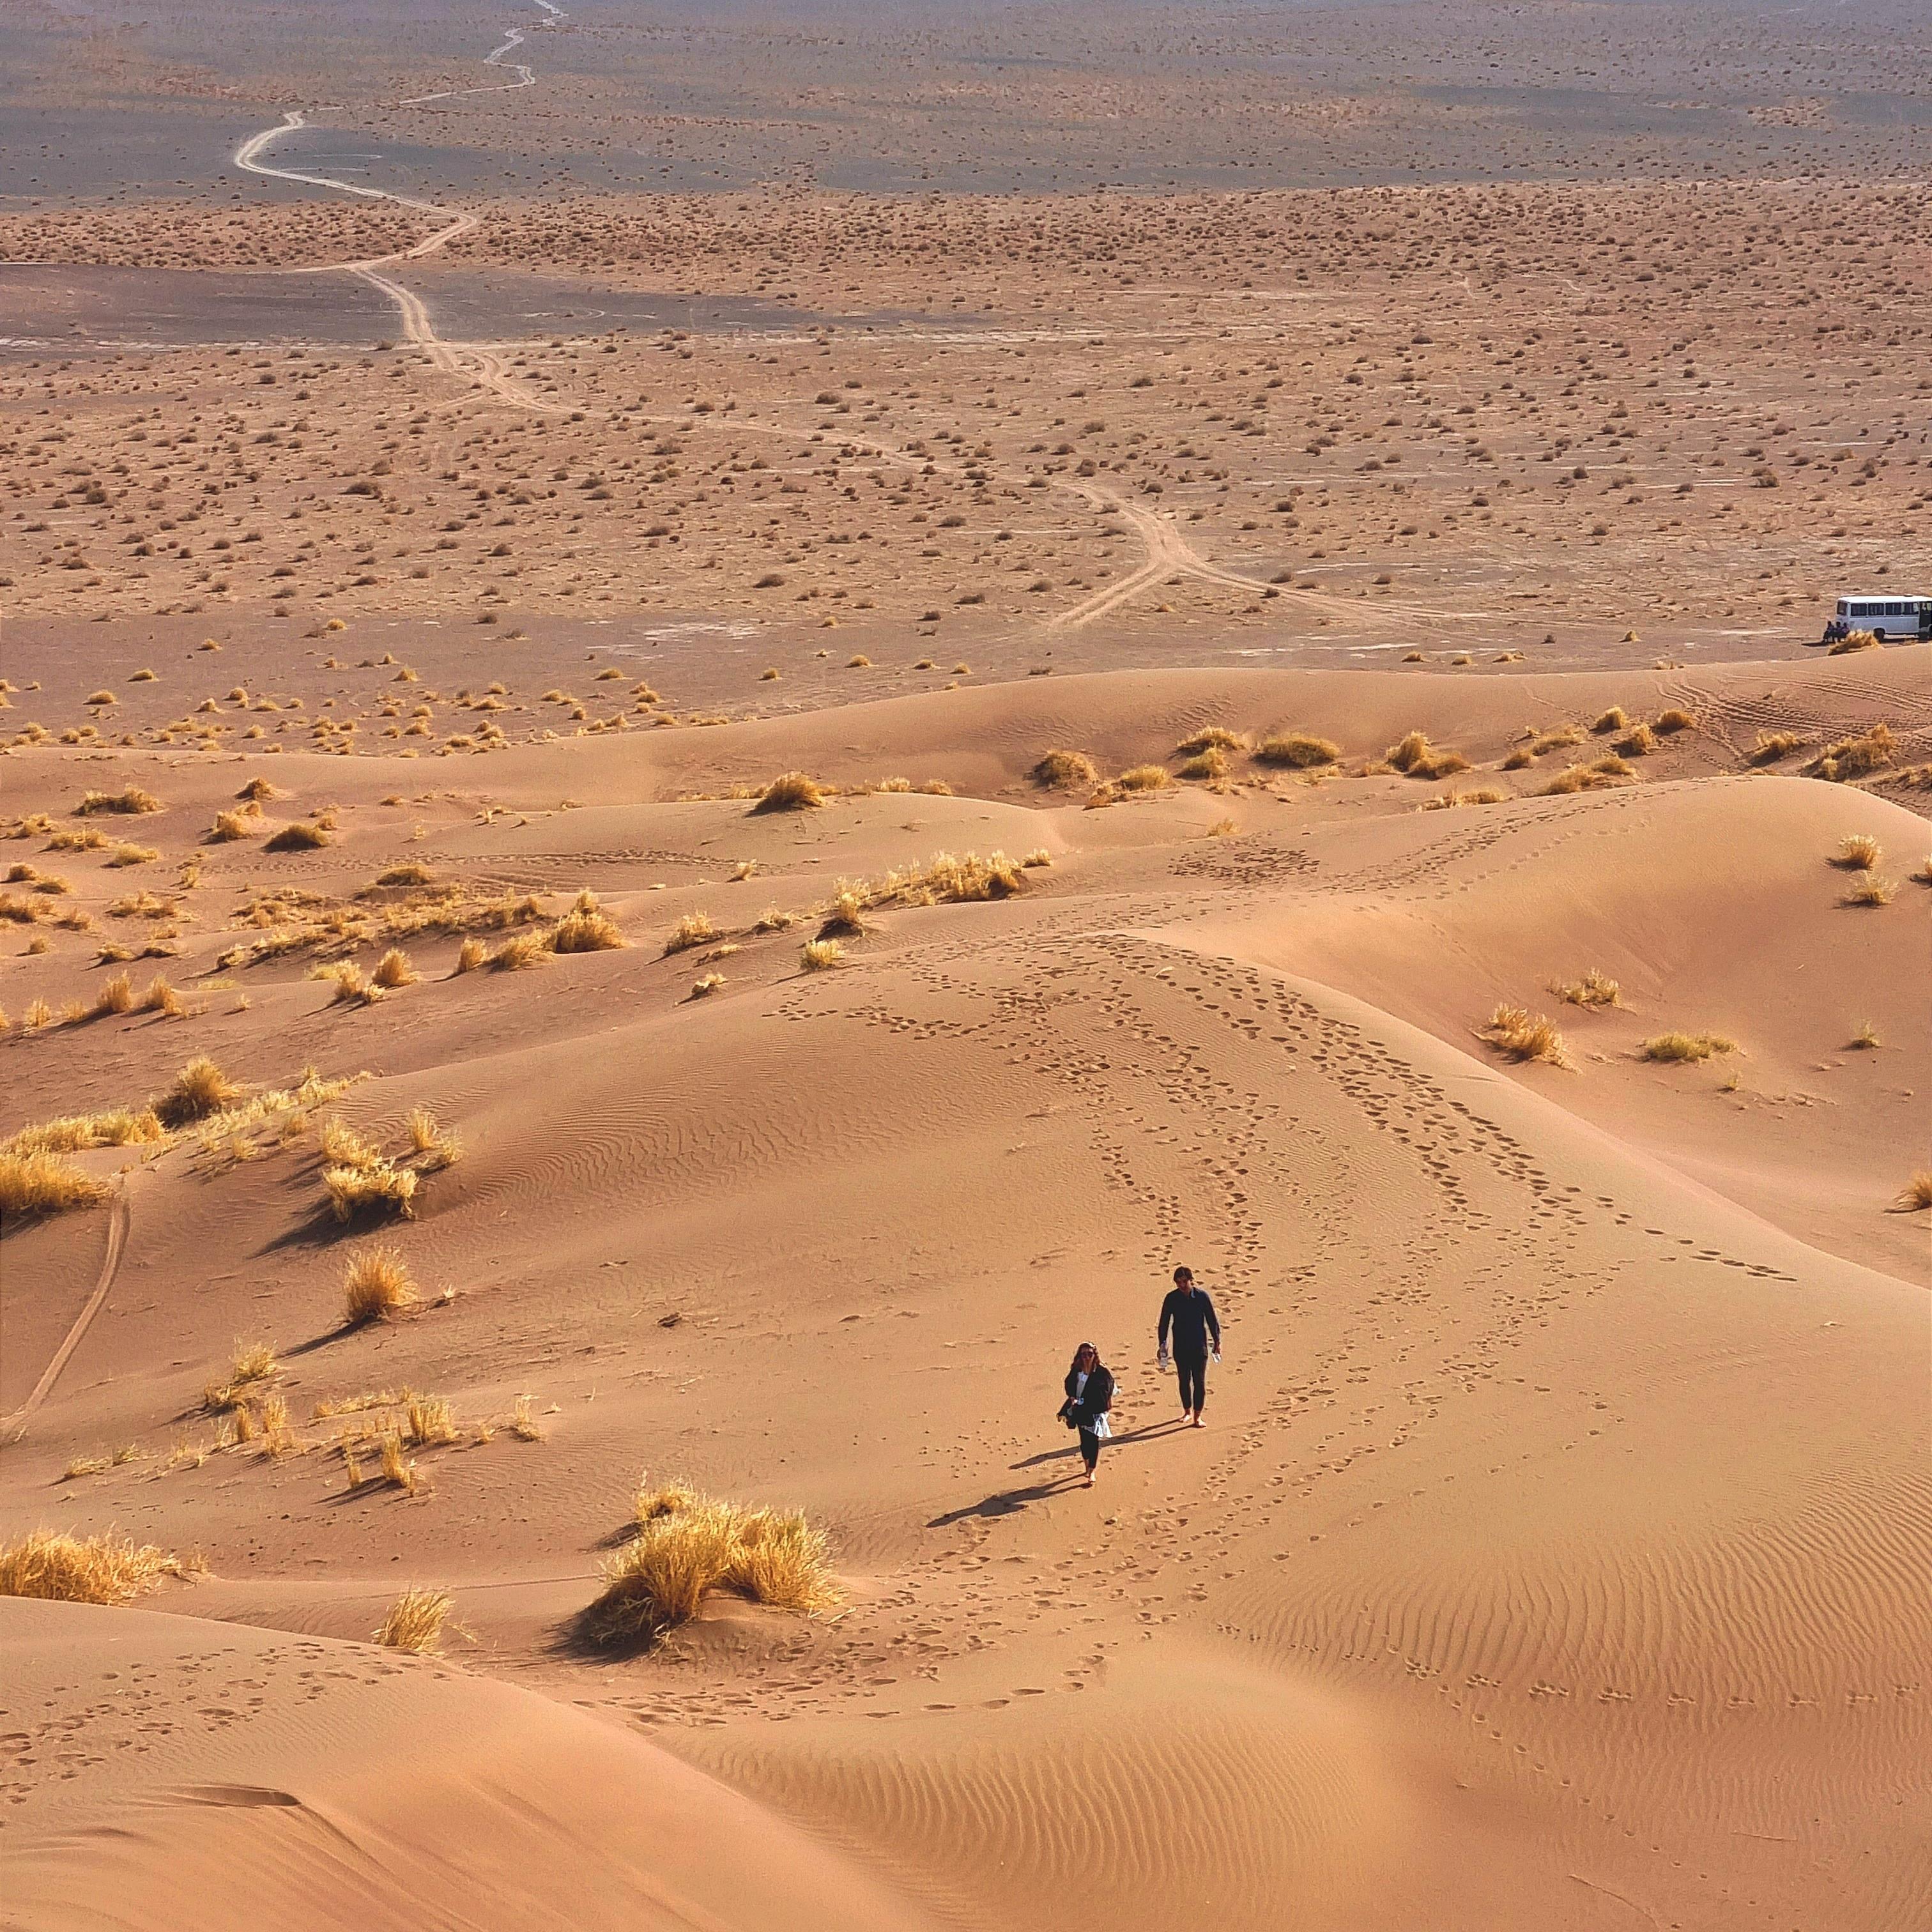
[4,642,1926,1929]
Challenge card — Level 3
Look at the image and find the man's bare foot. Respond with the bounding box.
[1192,1414,1204,1427]
[1084,1471,1096,1487]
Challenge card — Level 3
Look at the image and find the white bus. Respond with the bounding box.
[1820,594,1931,644]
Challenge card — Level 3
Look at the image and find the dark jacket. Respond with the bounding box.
[1062,1363,1115,1430]
[1158,1287,1220,1356]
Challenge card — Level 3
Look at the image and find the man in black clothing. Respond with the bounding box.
[1157,1264,1221,1426]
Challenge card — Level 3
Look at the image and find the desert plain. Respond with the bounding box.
[1,2,1929,1929]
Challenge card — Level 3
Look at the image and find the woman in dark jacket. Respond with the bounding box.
[1059,1342,1115,1487]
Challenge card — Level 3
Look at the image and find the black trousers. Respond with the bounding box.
[1175,1349,1208,1413]
[1077,1427,1101,1471]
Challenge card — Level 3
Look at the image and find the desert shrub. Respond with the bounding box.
[404,1107,461,1169]
[343,1246,418,1322]
[752,770,824,813]
[93,970,135,1017]
[1482,1004,1569,1066]
[3,1107,163,1160]
[1640,1032,1736,1063]
[1177,746,1229,781]
[1614,724,1658,757]
[454,937,487,973]
[1555,969,1621,1009]
[1543,756,1634,795]
[1032,748,1100,790]
[1384,732,1469,780]
[1253,732,1339,769]
[1174,726,1246,756]
[153,1056,243,1127]
[1118,764,1173,792]
[264,821,330,852]
[372,947,418,988]
[0,1529,192,1606]
[326,1161,418,1222]
[586,1483,838,1645]
[664,912,716,954]
[237,776,283,802]
[208,809,258,842]
[1422,788,1505,810]
[313,961,381,1006]
[77,787,162,816]
[818,885,867,937]
[1749,730,1803,766]
[375,1586,457,1652]
[551,891,624,953]
[1653,709,1697,735]
[1807,723,1894,784]
[801,938,843,970]
[1591,707,1628,735]
[1834,834,1880,871]
[1843,876,1895,907]
[1892,1172,1932,1213]
[1,1151,114,1220]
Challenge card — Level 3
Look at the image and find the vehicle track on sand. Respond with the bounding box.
[2,1180,134,1444]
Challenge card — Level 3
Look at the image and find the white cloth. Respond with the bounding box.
[1073,1370,1110,1438]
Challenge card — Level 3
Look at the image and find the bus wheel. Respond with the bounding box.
[1873,629,1887,643]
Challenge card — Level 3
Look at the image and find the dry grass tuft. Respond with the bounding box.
[264,821,330,852]
[0,1151,114,1220]
[1254,732,1340,769]
[1749,730,1804,766]
[404,1395,459,1447]
[1640,1031,1736,1064]
[1653,709,1698,735]
[0,1529,194,1605]
[77,787,162,816]
[405,1107,462,1169]
[1614,724,1659,758]
[3,1106,164,1159]
[454,936,487,974]
[1117,763,1174,792]
[586,1482,839,1645]
[237,777,283,802]
[1385,731,1470,780]
[1174,726,1247,756]
[153,1056,243,1127]
[509,1395,545,1441]
[664,911,717,954]
[752,770,825,813]
[344,1246,418,1323]
[551,891,625,953]
[208,808,259,843]
[1843,875,1896,907]
[372,947,418,988]
[1591,707,1628,735]
[801,938,843,971]
[1834,834,1880,871]
[1848,1020,1881,1050]
[374,1585,457,1652]
[1555,968,1621,1009]
[1482,1004,1570,1067]
[1032,748,1100,790]
[313,960,382,1006]
[1422,788,1506,810]
[1543,755,1635,795]
[489,929,551,971]
[1892,1172,1932,1213]
[1177,746,1229,782]
[1807,723,1894,784]
[325,1158,418,1222]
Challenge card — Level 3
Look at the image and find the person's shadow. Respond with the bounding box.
[926,1416,1194,1526]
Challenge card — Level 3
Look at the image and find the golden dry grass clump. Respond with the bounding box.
[1032,748,1100,790]
[586,1480,839,1646]
[1254,732,1340,769]
[664,911,717,954]
[1892,1172,1932,1213]
[1118,763,1174,792]
[375,1585,459,1652]
[801,938,843,970]
[0,1151,114,1220]
[77,786,162,816]
[551,889,625,953]
[264,820,330,852]
[1807,723,1893,783]
[152,1056,243,1128]
[4,1106,164,1158]
[320,1117,422,1222]
[1544,755,1635,795]
[1177,745,1229,781]
[343,1245,418,1324]
[1482,1004,1570,1066]
[207,808,260,843]
[1556,969,1621,1009]
[1641,1031,1737,1063]
[1843,875,1896,907]
[752,770,825,813]
[0,1529,194,1605]
[1749,730,1804,766]
[1175,726,1246,757]
[372,947,418,988]
[1833,834,1881,871]
[1385,731,1470,780]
